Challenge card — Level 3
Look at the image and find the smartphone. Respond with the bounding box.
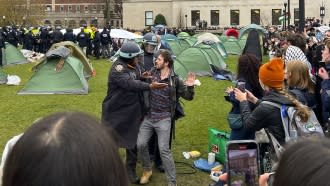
[227,140,260,186]
[237,81,246,92]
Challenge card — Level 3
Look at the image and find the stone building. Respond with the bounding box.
[122,0,330,30]
[25,0,122,28]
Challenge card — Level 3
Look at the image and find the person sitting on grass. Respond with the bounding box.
[2,111,129,186]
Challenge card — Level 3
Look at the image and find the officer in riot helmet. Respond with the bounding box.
[141,32,158,71]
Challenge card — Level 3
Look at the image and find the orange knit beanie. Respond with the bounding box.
[258,58,284,89]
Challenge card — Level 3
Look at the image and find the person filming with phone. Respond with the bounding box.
[234,57,309,145]
[225,54,263,140]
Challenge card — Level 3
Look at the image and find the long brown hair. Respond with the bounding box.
[278,89,311,122]
[286,60,314,93]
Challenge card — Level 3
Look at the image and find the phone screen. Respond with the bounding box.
[227,141,259,186]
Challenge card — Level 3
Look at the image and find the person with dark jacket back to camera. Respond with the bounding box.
[39,27,49,53]
[234,57,310,145]
[52,26,63,44]
[101,42,167,184]
[100,27,112,58]
[92,28,101,59]
[63,28,76,43]
[318,40,330,130]
[76,28,90,56]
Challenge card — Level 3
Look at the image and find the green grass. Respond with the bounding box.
[0,55,239,186]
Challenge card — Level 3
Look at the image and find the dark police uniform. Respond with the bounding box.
[102,58,150,183]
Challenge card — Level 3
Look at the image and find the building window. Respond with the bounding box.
[101,5,105,10]
[272,9,281,25]
[251,9,260,24]
[92,5,97,13]
[116,20,120,27]
[45,5,51,12]
[68,5,72,12]
[294,8,299,25]
[230,10,239,25]
[145,11,153,26]
[210,10,219,26]
[60,5,64,12]
[191,10,200,27]
[84,5,88,13]
[76,5,80,12]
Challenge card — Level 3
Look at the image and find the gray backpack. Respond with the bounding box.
[262,101,324,158]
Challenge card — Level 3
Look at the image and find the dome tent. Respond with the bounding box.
[2,43,28,66]
[174,46,227,78]
[18,42,93,95]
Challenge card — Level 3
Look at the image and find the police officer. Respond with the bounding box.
[92,28,101,59]
[141,32,158,71]
[100,27,112,58]
[63,28,76,43]
[101,42,167,183]
[76,28,90,56]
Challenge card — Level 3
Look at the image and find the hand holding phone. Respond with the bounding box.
[227,140,260,186]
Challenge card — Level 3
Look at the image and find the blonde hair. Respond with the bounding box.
[286,60,314,93]
[278,90,311,122]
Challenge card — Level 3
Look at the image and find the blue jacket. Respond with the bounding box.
[320,63,330,123]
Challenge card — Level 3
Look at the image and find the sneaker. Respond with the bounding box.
[140,170,152,184]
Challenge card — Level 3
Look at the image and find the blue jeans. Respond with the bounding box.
[137,117,176,184]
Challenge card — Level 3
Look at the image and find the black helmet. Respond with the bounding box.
[143,32,158,45]
[119,42,143,58]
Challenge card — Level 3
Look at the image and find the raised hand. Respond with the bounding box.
[184,72,196,86]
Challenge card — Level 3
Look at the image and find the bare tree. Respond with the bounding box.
[0,0,45,26]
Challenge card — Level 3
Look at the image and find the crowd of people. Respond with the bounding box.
[2,20,330,186]
[0,24,117,64]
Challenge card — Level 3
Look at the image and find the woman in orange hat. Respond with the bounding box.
[234,57,310,144]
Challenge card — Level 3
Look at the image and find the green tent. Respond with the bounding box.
[0,67,7,84]
[194,43,227,68]
[166,39,183,56]
[222,36,242,55]
[49,41,94,78]
[177,32,190,39]
[239,24,266,39]
[219,35,228,43]
[174,47,225,78]
[2,43,28,66]
[178,37,196,50]
[18,56,89,95]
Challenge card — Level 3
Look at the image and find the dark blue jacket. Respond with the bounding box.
[100,29,112,45]
[320,63,330,123]
[63,29,76,42]
[76,31,89,47]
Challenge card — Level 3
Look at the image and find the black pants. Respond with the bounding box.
[126,147,138,181]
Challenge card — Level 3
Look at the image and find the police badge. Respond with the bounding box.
[114,65,124,72]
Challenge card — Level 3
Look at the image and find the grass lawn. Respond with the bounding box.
[0,55,240,186]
